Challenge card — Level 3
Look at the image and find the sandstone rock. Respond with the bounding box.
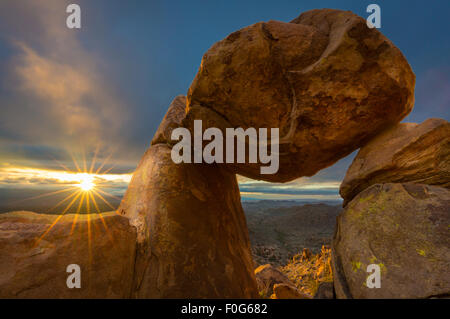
[272,283,312,299]
[0,211,136,298]
[118,144,258,298]
[332,183,450,299]
[187,8,415,182]
[254,264,293,297]
[151,95,187,146]
[340,118,450,206]
[313,282,334,299]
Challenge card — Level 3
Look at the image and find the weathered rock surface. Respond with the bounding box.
[151,95,187,146]
[254,264,293,297]
[332,183,450,299]
[187,8,415,182]
[0,211,136,298]
[314,282,335,299]
[272,283,312,299]
[340,118,450,205]
[118,144,258,298]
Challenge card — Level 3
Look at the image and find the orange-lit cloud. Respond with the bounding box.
[0,165,131,189]
[237,174,342,202]
[14,44,102,140]
[0,0,129,157]
[239,192,341,201]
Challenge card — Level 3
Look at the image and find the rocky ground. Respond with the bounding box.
[280,246,333,297]
[243,201,340,266]
[254,246,334,299]
[244,201,337,298]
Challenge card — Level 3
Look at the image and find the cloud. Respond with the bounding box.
[239,191,341,201]
[236,152,355,201]
[10,42,126,146]
[237,174,343,202]
[0,1,358,204]
[0,0,132,166]
[0,165,131,189]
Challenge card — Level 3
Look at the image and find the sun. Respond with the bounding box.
[78,175,95,191]
[26,148,124,251]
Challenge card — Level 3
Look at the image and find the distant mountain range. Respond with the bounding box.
[243,201,341,266]
[0,189,341,269]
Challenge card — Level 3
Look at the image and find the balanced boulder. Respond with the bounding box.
[340,118,450,205]
[187,9,415,182]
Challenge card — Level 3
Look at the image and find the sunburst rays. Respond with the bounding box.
[27,150,123,252]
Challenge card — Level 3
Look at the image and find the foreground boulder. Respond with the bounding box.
[254,264,293,297]
[340,118,450,205]
[118,144,258,298]
[0,211,136,298]
[187,9,415,182]
[332,183,450,299]
[272,283,312,299]
[314,282,335,299]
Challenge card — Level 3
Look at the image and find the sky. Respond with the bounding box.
[0,0,449,211]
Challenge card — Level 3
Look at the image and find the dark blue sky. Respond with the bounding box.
[88,0,449,126]
[0,0,448,205]
[84,0,450,152]
[87,1,449,113]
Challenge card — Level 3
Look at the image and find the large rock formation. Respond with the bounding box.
[116,8,418,298]
[0,8,422,299]
[340,118,450,205]
[0,212,136,298]
[186,9,415,182]
[118,143,258,298]
[332,183,450,299]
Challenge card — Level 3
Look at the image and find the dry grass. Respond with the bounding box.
[280,245,333,296]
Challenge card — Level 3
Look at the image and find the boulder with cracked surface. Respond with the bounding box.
[187,8,415,182]
[340,118,450,206]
